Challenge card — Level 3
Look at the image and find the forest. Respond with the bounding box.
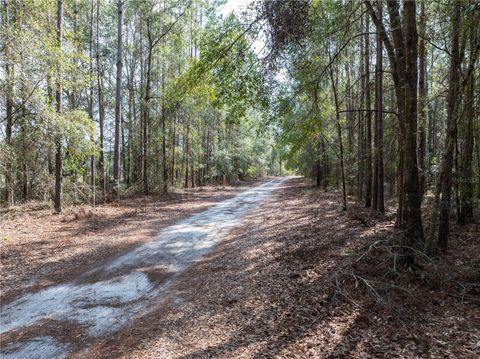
[1,0,479,358]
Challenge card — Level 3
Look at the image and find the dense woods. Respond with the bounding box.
[1,0,278,209]
[265,0,480,262]
[1,0,480,264]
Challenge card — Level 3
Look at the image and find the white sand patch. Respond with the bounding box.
[0,336,70,359]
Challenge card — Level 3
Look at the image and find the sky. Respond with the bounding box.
[220,0,255,17]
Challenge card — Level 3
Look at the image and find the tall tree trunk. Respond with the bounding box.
[3,0,13,206]
[373,0,384,213]
[161,69,168,193]
[402,0,424,262]
[171,113,176,187]
[418,1,427,196]
[366,0,424,263]
[429,2,462,252]
[69,1,79,109]
[96,0,106,201]
[330,66,347,211]
[127,63,136,184]
[357,14,365,200]
[427,52,436,170]
[458,16,480,224]
[143,45,152,195]
[458,68,475,224]
[345,61,354,155]
[54,0,63,213]
[113,0,123,198]
[21,124,28,201]
[184,120,190,188]
[364,15,372,208]
[89,0,95,208]
[121,115,127,183]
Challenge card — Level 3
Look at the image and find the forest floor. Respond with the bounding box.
[85,178,479,359]
[1,178,479,358]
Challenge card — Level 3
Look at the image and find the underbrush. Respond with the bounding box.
[334,210,479,315]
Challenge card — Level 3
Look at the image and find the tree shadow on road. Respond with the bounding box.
[82,178,479,358]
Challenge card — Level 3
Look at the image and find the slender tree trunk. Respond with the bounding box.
[458,14,480,223]
[191,164,195,188]
[316,159,322,187]
[171,113,176,187]
[127,65,136,184]
[161,69,168,193]
[418,2,427,196]
[364,16,372,208]
[373,0,384,213]
[113,0,123,198]
[21,124,28,201]
[345,61,354,155]
[387,0,406,227]
[321,138,327,191]
[143,46,152,194]
[47,75,54,177]
[184,120,190,188]
[96,0,106,201]
[476,106,480,202]
[89,0,95,208]
[69,1,79,109]
[357,14,365,200]
[427,51,436,170]
[54,0,63,213]
[204,128,210,184]
[429,2,462,252]
[458,69,476,224]
[121,115,127,182]
[330,66,347,211]
[402,0,424,262]
[3,0,13,206]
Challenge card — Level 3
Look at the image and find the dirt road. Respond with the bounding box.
[0,179,286,359]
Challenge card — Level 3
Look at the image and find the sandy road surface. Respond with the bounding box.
[0,178,286,359]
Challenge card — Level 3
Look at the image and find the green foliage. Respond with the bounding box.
[62,110,96,176]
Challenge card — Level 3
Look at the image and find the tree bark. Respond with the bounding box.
[143,44,152,195]
[365,0,424,263]
[161,68,168,193]
[373,0,384,213]
[113,0,123,198]
[402,0,424,262]
[89,0,95,208]
[54,0,63,213]
[96,0,106,201]
[417,1,427,195]
[330,66,347,211]
[184,120,190,188]
[364,15,372,208]
[171,112,176,187]
[429,2,462,252]
[357,14,365,200]
[458,13,480,224]
[3,0,13,206]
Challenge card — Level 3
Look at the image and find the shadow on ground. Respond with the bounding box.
[51,178,480,358]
